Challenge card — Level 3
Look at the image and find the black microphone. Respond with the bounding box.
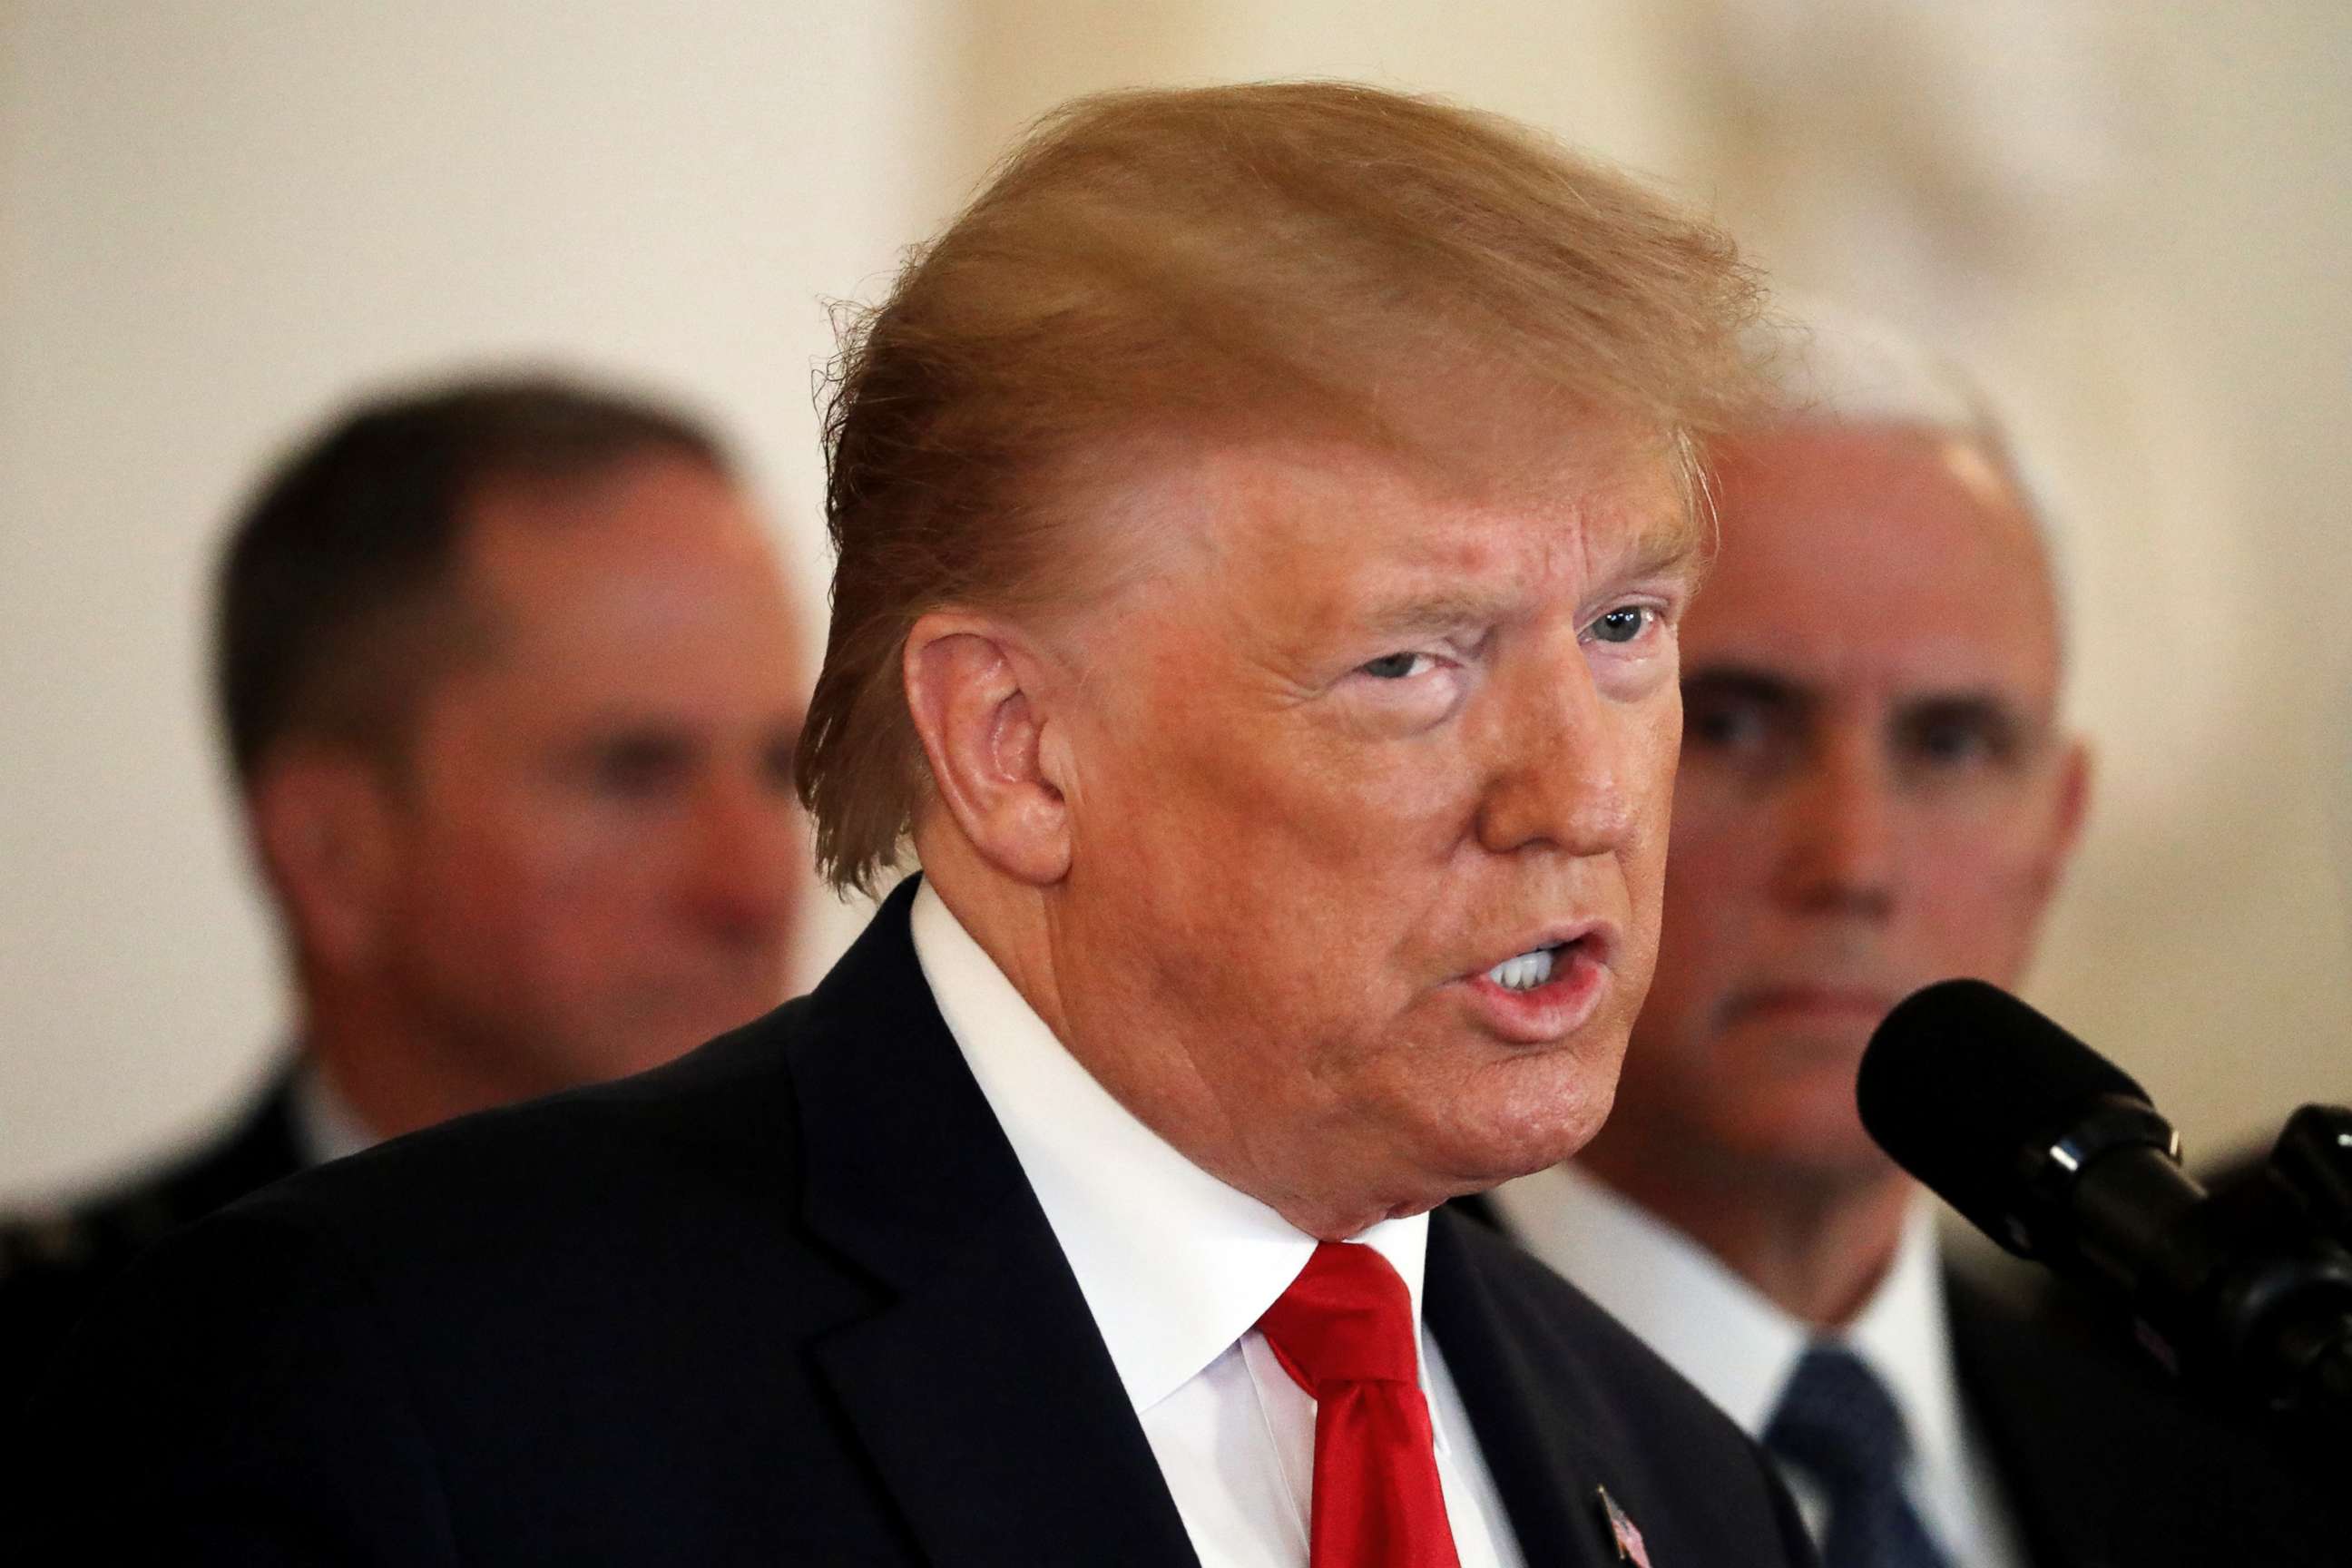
[1859,978,2352,1424]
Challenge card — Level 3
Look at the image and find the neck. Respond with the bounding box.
[1577,1126,1916,1327]
[298,981,538,1143]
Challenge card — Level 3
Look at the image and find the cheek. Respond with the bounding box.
[1660,752,1788,893]
[1623,701,1687,851]
[1909,828,2058,975]
[1073,745,1472,1058]
[1656,808,1761,929]
[415,812,649,965]
[1638,815,1770,1030]
[1105,699,1474,897]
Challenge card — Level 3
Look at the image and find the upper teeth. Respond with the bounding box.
[1487,946,1557,992]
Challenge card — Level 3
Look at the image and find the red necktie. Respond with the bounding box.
[1257,1241,1465,1568]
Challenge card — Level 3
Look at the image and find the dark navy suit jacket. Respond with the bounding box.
[24,881,1813,1564]
[4,1068,305,1446]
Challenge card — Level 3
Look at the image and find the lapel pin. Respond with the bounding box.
[1596,1485,1654,1567]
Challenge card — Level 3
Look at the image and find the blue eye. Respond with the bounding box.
[1360,652,1433,679]
[1590,606,1651,644]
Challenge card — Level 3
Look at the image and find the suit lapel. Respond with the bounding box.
[789,880,1199,1568]
[1425,1210,1622,1568]
[1945,1268,2121,1568]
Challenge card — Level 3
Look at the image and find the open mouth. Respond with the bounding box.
[1485,943,1568,992]
[1461,931,1611,1043]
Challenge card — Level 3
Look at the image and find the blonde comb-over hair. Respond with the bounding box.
[799,82,1764,893]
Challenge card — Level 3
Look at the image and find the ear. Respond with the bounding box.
[245,746,401,974]
[902,612,1073,886]
[2038,734,2094,890]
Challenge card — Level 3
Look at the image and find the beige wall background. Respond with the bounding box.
[5,0,2347,1201]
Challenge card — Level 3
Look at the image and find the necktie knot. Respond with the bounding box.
[1257,1240,1420,1394]
[1764,1343,1912,1494]
[1255,1240,1460,1568]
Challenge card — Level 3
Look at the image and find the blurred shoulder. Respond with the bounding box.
[255,997,820,1247]
[2,1077,304,1340]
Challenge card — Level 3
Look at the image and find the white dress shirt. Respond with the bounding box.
[289,1057,377,1166]
[910,880,1527,1568]
[1486,1161,2028,1568]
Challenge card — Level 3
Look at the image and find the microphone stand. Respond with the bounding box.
[2060,1102,2352,1438]
[2239,1107,2352,1430]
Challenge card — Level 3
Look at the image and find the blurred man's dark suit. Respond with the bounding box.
[1948,1254,2343,1567]
[2,1072,303,1419]
[23,882,1814,1565]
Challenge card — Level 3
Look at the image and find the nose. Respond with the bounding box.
[1773,730,1896,918]
[680,774,803,948]
[1475,637,1642,858]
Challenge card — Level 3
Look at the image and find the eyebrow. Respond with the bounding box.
[1616,513,1706,588]
[1350,513,1706,643]
[1353,588,1521,642]
[1684,663,2042,732]
[1681,665,1813,713]
[1894,691,2036,751]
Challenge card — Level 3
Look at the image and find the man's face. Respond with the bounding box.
[1601,421,2084,1182]
[1040,428,1696,1226]
[370,455,807,1092]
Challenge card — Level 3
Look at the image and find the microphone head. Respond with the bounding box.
[1859,978,2156,1254]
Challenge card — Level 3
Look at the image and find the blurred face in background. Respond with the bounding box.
[1590,421,2087,1188]
[365,454,808,1093]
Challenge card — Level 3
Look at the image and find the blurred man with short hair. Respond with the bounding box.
[1481,308,2337,1567]
[3,377,808,1387]
[28,85,1813,1565]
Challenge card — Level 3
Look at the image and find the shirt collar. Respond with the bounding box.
[289,1055,379,1166]
[1486,1160,1962,1461]
[1486,1160,1806,1431]
[1845,1200,1969,1483]
[909,878,1433,1416]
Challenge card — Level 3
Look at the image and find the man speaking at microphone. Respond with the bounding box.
[1480,309,2339,1566]
[27,84,1813,1565]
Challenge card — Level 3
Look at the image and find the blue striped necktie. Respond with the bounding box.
[1762,1343,1957,1568]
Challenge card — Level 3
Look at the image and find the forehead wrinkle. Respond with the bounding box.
[1340,481,1696,649]
[1072,426,1697,683]
[1557,470,1703,604]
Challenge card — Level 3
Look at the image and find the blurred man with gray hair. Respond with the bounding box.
[1478,304,2337,1567]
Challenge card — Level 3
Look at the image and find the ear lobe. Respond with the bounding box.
[903,615,1073,886]
[247,748,400,973]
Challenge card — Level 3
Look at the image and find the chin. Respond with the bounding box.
[1728,1115,1896,1186]
[1427,1074,1616,1193]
